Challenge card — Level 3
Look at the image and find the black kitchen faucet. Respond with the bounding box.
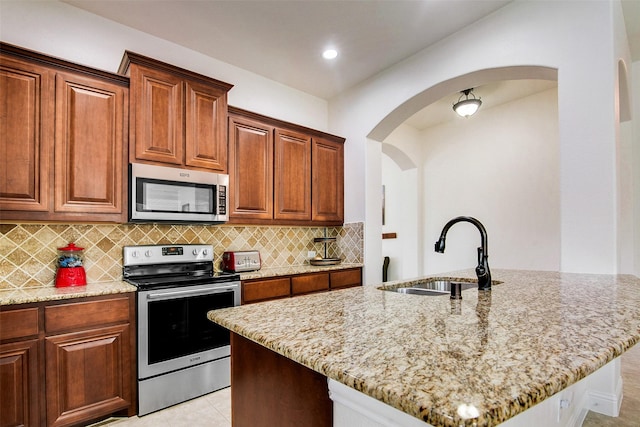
[434,216,491,291]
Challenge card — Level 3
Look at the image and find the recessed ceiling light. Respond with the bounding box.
[322,49,338,60]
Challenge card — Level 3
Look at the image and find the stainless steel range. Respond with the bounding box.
[123,244,240,416]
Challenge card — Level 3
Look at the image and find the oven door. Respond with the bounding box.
[137,281,240,380]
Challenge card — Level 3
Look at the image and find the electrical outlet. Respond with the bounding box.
[307,251,316,258]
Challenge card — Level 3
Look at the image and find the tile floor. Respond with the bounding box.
[99,344,640,427]
[98,387,231,427]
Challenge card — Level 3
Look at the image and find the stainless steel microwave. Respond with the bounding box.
[129,163,228,223]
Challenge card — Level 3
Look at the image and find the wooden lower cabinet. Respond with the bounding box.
[0,293,136,427]
[0,339,40,427]
[330,268,362,290]
[231,333,331,427]
[242,267,362,304]
[242,277,290,304]
[291,273,329,296]
[45,324,132,427]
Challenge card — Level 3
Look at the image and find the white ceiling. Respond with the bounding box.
[62,0,638,130]
[63,0,513,99]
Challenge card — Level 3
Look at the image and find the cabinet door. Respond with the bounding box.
[45,324,132,427]
[330,268,362,289]
[0,340,40,427]
[312,138,344,222]
[54,71,127,219]
[291,273,329,296]
[130,63,183,165]
[242,277,291,304]
[274,129,311,221]
[0,55,54,213]
[185,80,228,172]
[228,115,274,220]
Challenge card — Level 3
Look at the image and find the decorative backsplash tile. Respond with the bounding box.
[0,222,363,290]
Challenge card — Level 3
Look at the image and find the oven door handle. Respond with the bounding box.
[146,284,239,300]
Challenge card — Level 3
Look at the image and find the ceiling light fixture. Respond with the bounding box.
[453,88,482,117]
[322,49,338,60]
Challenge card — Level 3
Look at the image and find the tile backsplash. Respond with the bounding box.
[0,222,363,290]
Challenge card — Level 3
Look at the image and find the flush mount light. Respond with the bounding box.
[322,49,338,60]
[453,88,482,117]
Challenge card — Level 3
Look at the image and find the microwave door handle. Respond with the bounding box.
[146,284,239,300]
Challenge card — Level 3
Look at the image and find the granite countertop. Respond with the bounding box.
[208,269,640,427]
[238,262,363,280]
[0,281,137,306]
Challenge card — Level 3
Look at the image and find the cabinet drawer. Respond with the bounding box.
[0,307,39,340]
[243,278,291,304]
[45,296,131,334]
[291,273,329,295]
[330,269,362,289]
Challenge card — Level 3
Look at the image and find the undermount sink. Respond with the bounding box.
[380,279,477,296]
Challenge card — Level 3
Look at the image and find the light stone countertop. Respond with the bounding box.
[237,262,363,280]
[0,281,136,305]
[0,263,363,305]
[208,269,640,427]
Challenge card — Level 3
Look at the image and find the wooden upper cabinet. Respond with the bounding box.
[129,63,183,166]
[274,129,311,221]
[227,107,345,226]
[0,42,128,222]
[0,54,53,213]
[228,114,274,220]
[54,71,127,215]
[312,137,344,222]
[185,80,228,171]
[120,51,233,173]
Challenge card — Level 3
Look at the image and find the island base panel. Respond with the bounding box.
[230,333,332,427]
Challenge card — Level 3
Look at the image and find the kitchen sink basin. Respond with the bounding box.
[380,279,477,296]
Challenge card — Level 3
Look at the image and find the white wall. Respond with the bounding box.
[633,61,640,277]
[329,0,631,280]
[381,125,422,281]
[422,89,560,274]
[0,0,328,131]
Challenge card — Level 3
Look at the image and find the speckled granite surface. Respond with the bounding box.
[0,281,136,305]
[208,269,640,427]
[238,263,363,280]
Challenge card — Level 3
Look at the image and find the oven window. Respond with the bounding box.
[147,291,233,364]
[137,178,214,214]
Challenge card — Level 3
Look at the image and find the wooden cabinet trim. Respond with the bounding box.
[1,42,129,87]
[119,51,233,92]
[228,106,344,144]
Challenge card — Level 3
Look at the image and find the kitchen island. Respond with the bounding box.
[207,270,640,426]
